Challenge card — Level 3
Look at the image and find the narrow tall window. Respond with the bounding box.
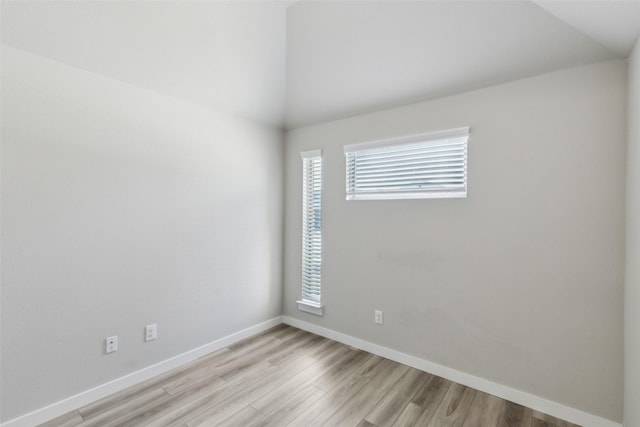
[344,127,469,200]
[298,150,323,316]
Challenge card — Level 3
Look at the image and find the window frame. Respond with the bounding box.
[344,127,469,201]
[297,149,324,316]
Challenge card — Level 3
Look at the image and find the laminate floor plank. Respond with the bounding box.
[391,402,424,427]
[497,400,535,427]
[411,375,450,407]
[214,405,262,427]
[354,354,387,378]
[184,333,348,427]
[310,349,372,391]
[398,375,452,427]
[210,339,281,369]
[99,373,229,427]
[152,361,282,427]
[227,324,289,352]
[160,363,226,396]
[132,374,231,427]
[364,368,432,426]
[532,410,580,427]
[79,387,171,427]
[212,331,305,380]
[224,327,306,364]
[307,339,342,360]
[38,325,582,427]
[322,358,409,427]
[426,382,476,427]
[287,355,398,427]
[461,390,503,427]
[270,334,333,367]
[38,410,83,427]
[285,361,383,427]
[267,332,325,365]
[265,324,299,341]
[247,383,326,427]
[249,345,348,414]
[184,356,323,426]
[210,332,308,388]
[149,338,337,427]
[142,362,278,427]
[77,348,232,420]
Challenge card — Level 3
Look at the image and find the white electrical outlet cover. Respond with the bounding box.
[145,324,157,341]
[105,336,117,354]
[375,310,383,324]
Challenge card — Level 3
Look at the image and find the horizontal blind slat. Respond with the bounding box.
[354,145,466,162]
[352,152,465,169]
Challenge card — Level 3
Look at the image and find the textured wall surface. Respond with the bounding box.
[284,60,626,422]
[625,39,640,427]
[0,46,283,421]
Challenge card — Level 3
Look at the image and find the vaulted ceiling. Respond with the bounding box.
[2,1,640,130]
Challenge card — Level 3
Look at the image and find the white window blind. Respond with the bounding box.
[299,150,323,314]
[344,127,469,200]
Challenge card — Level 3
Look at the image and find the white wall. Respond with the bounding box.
[625,39,640,427]
[0,46,283,422]
[284,60,626,422]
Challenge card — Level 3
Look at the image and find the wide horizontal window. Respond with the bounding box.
[344,127,469,200]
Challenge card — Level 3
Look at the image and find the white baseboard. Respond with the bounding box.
[3,315,621,427]
[282,316,621,427]
[1,316,283,427]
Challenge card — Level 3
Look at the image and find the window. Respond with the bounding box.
[298,150,323,316]
[344,127,469,200]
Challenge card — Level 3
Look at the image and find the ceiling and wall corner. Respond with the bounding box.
[2,1,640,130]
[532,0,640,56]
[284,0,624,128]
[0,1,289,127]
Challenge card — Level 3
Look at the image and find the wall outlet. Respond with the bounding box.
[145,324,157,341]
[374,310,383,324]
[105,336,117,354]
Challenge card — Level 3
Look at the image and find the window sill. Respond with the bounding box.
[297,300,324,316]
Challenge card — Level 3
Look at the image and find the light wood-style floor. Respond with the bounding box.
[40,324,580,427]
